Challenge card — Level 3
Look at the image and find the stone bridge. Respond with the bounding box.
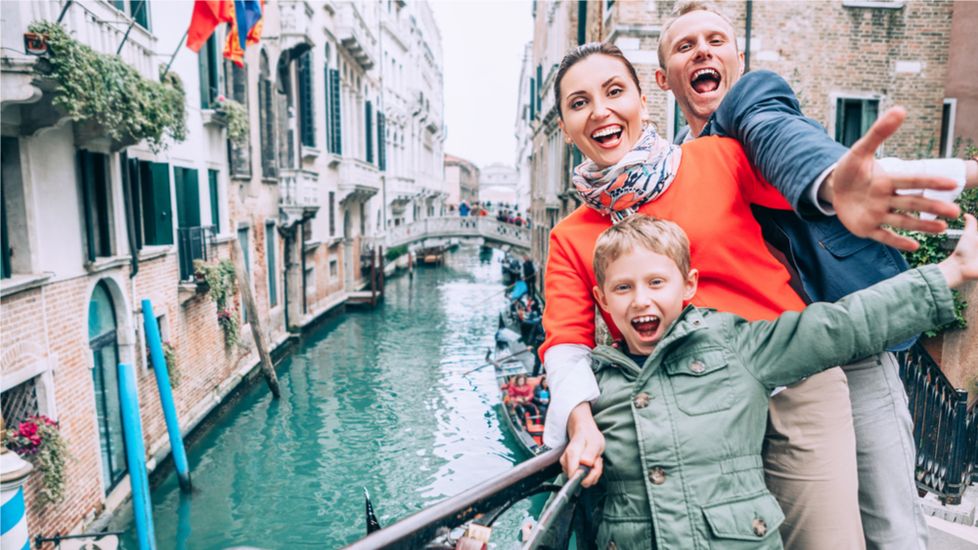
[384,217,530,251]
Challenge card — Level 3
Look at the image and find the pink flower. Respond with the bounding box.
[18,422,38,439]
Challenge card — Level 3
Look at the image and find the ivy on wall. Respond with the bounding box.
[29,21,187,152]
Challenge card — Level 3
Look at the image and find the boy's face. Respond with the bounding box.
[594,247,698,356]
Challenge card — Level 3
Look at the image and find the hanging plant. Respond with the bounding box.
[193,259,240,347]
[27,21,187,152]
[147,340,181,387]
[2,416,69,508]
[215,95,249,146]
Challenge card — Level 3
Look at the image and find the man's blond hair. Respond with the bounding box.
[593,215,692,288]
[656,0,738,69]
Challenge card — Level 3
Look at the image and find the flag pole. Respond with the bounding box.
[161,29,190,80]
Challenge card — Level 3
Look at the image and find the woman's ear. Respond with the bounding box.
[558,119,572,144]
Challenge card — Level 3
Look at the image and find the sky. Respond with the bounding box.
[430,1,534,170]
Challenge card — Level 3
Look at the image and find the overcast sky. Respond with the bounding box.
[430,1,533,170]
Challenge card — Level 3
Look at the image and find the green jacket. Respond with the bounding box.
[589,266,953,549]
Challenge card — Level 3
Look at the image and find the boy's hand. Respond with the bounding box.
[562,402,604,488]
[938,214,978,289]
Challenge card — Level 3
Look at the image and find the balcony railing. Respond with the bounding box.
[177,225,215,281]
[279,169,319,208]
[899,343,978,504]
[336,1,376,70]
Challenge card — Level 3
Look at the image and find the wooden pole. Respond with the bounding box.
[232,239,281,398]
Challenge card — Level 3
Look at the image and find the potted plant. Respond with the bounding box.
[2,415,68,508]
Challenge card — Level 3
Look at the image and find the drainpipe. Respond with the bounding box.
[744,0,753,73]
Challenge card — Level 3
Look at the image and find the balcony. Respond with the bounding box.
[278,0,315,49]
[338,158,380,203]
[336,2,376,70]
[279,169,320,227]
[177,226,216,281]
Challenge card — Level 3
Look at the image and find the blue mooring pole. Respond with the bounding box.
[141,299,192,492]
[118,362,157,550]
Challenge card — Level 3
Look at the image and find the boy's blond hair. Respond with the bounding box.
[656,0,738,69]
[593,215,692,287]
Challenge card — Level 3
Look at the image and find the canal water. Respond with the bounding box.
[112,243,541,549]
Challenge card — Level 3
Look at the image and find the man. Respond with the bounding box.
[649,2,977,548]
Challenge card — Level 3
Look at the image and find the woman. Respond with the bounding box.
[539,42,857,548]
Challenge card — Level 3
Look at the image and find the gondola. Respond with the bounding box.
[493,321,546,456]
[501,252,523,286]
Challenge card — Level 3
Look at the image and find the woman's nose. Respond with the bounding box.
[590,97,611,119]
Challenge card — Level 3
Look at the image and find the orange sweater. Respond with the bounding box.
[540,136,807,358]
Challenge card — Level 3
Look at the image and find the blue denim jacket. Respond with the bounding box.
[682,70,912,350]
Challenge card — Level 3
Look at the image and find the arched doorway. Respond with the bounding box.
[88,280,127,491]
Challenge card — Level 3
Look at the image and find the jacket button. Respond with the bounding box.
[689,360,706,373]
[633,392,651,409]
[752,517,767,537]
[648,466,666,485]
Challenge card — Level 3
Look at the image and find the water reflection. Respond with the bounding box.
[114,244,538,549]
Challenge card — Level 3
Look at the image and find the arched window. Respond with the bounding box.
[259,50,277,178]
[89,280,127,491]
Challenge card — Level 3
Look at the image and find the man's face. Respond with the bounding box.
[594,247,698,356]
[655,10,744,132]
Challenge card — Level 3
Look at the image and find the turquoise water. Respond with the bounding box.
[113,244,540,549]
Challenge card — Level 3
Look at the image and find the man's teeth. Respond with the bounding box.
[692,68,719,80]
[591,125,622,139]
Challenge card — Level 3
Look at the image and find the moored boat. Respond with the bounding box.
[492,320,546,456]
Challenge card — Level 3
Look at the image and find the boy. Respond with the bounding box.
[587,213,977,549]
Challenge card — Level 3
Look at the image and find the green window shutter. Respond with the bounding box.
[577,0,587,45]
[298,50,315,147]
[130,0,150,30]
[79,151,111,261]
[536,64,542,113]
[266,222,277,307]
[324,65,331,152]
[365,100,374,163]
[328,69,342,154]
[174,167,201,228]
[127,157,143,250]
[1,186,10,279]
[378,112,386,172]
[530,78,536,120]
[208,169,221,233]
[200,35,218,109]
[140,162,174,246]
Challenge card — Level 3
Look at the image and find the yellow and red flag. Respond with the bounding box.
[224,0,264,67]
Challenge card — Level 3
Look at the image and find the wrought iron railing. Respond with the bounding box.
[898,343,978,504]
[177,225,216,281]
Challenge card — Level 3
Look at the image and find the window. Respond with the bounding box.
[259,51,278,178]
[329,191,336,237]
[329,258,338,281]
[835,98,879,148]
[266,221,277,307]
[297,49,315,148]
[1,186,9,279]
[225,61,251,177]
[365,100,374,164]
[199,34,221,109]
[378,112,387,171]
[577,0,587,45]
[360,202,366,236]
[208,169,221,233]
[536,64,543,114]
[1,378,39,426]
[127,158,173,247]
[112,0,150,30]
[327,68,342,154]
[940,99,956,158]
[174,167,203,280]
[2,137,27,279]
[78,150,114,262]
[89,281,127,491]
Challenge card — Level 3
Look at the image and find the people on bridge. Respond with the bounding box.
[583,213,977,549]
[539,27,976,549]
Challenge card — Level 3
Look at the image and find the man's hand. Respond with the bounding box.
[561,402,604,488]
[823,106,961,252]
[938,214,978,289]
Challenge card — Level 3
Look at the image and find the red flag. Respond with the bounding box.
[186,0,232,53]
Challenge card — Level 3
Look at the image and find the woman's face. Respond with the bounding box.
[559,54,647,169]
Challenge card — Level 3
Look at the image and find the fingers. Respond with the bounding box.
[869,227,921,253]
[965,213,977,232]
[890,175,959,192]
[850,106,906,159]
[890,195,962,221]
[581,457,603,488]
[560,439,583,478]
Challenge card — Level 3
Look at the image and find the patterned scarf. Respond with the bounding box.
[572,125,682,223]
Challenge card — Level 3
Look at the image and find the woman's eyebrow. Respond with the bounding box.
[566,76,620,100]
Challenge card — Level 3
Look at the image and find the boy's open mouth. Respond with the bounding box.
[691,68,721,94]
[631,315,660,338]
[591,124,623,146]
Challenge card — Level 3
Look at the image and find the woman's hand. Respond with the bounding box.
[939,213,978,288]
[561,401,605,488]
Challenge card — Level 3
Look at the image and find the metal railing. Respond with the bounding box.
[898,343,978,504]
[177,225,215,281]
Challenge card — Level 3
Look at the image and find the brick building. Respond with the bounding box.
[523,0,966,273]
[1,0,446,541]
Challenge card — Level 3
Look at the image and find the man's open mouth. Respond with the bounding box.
[690,68,721,94]
[591,124,623,145]
[631,315,660,338]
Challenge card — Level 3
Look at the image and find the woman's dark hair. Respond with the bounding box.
[554,42,642,119]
